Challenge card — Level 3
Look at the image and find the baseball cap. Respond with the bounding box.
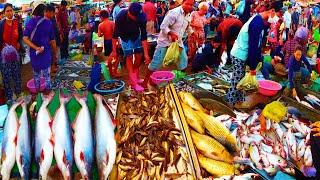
[128,2,143,17]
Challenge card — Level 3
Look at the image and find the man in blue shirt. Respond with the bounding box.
[110,3,150,92]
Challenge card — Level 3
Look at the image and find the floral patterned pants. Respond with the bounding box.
[226,56,246,105]
[0,61,22,101]
[33,67,51,92]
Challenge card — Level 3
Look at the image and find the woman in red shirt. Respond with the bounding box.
[0,3,23,102]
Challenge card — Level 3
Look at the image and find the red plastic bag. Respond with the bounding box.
[317,58,320,74]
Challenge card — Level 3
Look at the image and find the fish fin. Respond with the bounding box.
[2,152,6,162]
[112,118,118,126]
[49,119,53,129]
[106,152,109,163]
[20,154,23,165]
[14,135,18,145]
[63,150,67,164]
[80,151,85,161]
[50,135,55,146]
[40,149,45,163]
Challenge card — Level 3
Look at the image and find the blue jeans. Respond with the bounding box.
[148,46,188,71]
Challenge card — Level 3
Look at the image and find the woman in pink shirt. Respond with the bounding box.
[188,2,210,64]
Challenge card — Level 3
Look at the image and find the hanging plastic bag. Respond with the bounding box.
[237,62,262,91]
[163,42,180,67]
[235,0,245,16]
[313,28,320,42]
[221,51,228,66]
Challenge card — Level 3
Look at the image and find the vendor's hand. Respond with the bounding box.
[292,88,297,98]
[60,34,64,41]
[168,31,178,42]
[107,52,117,65]
[144,53,151,65]
[311,122,320,136]
[35,46,44,54]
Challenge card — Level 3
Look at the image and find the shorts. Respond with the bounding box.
[104,39,112,56]
[148,46,188,71]
[120,36,143,57]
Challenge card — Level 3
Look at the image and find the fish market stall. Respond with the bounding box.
[0,91,120,180]
[115,87,196,179]
[170,87,317,179]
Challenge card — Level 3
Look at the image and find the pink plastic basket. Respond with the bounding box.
[27,78,46,93]
[150,71,175,85]
[258,80,282,96]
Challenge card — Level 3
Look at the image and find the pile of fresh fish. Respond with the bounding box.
[178,92,239,178]
[1,93,117,180]
[56,68,91,78]
[295,94,320,110]
[174,81,197,93]
[61,61,91,68]
[52,79,88,93]
[185,73,230,97]
[219,109,315,177]
[212,67,232,83]
[1,98,31,180]
[117,88,194,179]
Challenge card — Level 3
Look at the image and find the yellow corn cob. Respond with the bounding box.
[198,154,235,177]
[179,92,206,112]
[197,111,238,152]
[190,130,233,163]
[181,103,205,134]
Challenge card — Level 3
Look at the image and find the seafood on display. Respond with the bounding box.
[52,96,73,180]
[178,92,238,178]
[117,88,194,179]
[226,109,315,177]
[16,100,32,180]
[94,94,117,179]
[35,95,54,180]
[1,100,26,180]
[294,93,320,110]
[73,95,94,179]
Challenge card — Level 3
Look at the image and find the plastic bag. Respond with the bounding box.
[237,62,262,91]
[313,28,320,42]
[221,51,228,66]
[163,42,180,67]
[307,44,317,58]
[262,101,287,123]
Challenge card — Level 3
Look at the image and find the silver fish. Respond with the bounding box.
[94,94,116,179]
[307,94,320,103]
[35,95,54,180]
[1,101,22,180]
[53,97,73,180]
[73,95,94,179]
[16,100,31,180]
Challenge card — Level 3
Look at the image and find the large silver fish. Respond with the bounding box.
[35,95,54,180]
[1,101,22,180]
[73,95,94,179]
[94,94,116,180]
[53,97,73,180]
[16,99,31,180]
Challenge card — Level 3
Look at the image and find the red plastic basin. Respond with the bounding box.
[258,80,282,96]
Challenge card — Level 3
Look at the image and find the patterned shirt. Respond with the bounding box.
[283,38,306,66]
[157,6,191,48]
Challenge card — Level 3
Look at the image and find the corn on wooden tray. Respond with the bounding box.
[114,86,197,179]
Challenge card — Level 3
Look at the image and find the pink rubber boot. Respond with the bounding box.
[129,72,144,92]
